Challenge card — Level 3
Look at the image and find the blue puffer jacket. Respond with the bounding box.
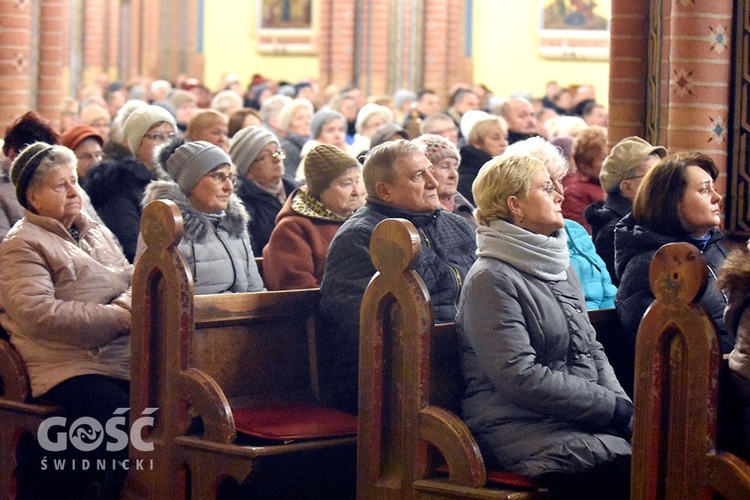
[318,200,477,414]
[565,219,617,311]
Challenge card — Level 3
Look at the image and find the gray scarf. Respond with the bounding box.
[476,219,569,280]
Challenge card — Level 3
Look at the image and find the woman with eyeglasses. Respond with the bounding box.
[82,105,178,262]
[229,125,300,255]
[456,154,632,499]
[138,139,264,294]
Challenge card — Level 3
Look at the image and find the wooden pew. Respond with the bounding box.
[357,218,549,499]
[123,199,357,499]
[0,327,61,499]
[631,242,750,499]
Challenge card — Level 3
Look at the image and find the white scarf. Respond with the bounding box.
[476,219,570,281]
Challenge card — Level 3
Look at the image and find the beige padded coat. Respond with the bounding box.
[0,210,132,397]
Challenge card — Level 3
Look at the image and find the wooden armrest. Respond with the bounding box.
[179,367,236,444]
[418,405,487,488]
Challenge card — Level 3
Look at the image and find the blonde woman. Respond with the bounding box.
[457,154,632,499]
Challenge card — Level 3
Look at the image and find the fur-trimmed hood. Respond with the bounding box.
[142,180,249,242]
[718,246,750,292]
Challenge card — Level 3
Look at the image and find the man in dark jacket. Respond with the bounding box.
[584,136,666,284]
[318,140,477,415]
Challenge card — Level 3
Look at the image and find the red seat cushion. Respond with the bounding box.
[232,403,358,440]
[436,464,540,490]
[485,468,540,489]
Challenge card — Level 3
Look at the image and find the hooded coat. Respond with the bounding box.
[456,220,631,477]
[318,200,477,414]
[140,180,264,294]
[0,211,132,397]
[262,187,346,290]
[81,156,160,262]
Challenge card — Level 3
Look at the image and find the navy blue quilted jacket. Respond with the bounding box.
[318,200,477,414]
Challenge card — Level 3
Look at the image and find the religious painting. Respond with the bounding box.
[539,0,611,60]
[257,0,315,54]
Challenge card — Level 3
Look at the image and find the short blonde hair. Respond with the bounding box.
[473,154,546,226]
[187,109,227,139]
[468,116,507,147]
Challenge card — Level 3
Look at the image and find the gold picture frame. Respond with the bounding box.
[257,0,315,54]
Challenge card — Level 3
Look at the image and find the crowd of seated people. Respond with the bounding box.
[1,72,748,497]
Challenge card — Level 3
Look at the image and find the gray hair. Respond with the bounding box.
[362,140,419,197]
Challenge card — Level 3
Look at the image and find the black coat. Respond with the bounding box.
[457,145,492,205]
[584,191,632,286]
[234,175,300,256]
[614,214,731,351]
[81,157,156,263]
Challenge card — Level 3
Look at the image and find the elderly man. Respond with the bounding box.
[318,140,477,415]
[501,96,538,145]
[584,136,666,284]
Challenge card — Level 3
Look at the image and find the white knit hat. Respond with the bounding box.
[123,105,177,154]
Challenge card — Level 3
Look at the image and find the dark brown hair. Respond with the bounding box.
[632,151,719,237]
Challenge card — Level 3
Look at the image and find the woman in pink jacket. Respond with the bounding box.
[0,142,132,499]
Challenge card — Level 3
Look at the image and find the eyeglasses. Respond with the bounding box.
[526,182,557,196]
[254,149,286,163]
[143,132,178,142]
[206,171,239,185]
[624,174,646,181]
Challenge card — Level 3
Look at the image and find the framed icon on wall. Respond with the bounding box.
[539,0,610,60]
[257,0,315,54]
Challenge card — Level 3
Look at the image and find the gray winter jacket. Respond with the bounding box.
[139,180,265,294]
[456,226,631,477]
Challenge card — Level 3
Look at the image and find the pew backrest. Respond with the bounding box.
[632,242,750,499]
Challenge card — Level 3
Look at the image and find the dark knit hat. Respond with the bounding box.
[304,144,359,198]
[60,125,103,152]
[10,142,55,209]
[166,140,232,195]
[228,126,279,177]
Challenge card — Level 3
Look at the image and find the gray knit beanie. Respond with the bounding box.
[166,140,232,195]
[228,126,279,177]
[310,109,345,140]
[304,144,359,198]
[123,105,177,154]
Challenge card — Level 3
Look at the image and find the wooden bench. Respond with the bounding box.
[0,327,62,499]
[631,242,750,499]
[357,218,551,499]
[123,199,357,499]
